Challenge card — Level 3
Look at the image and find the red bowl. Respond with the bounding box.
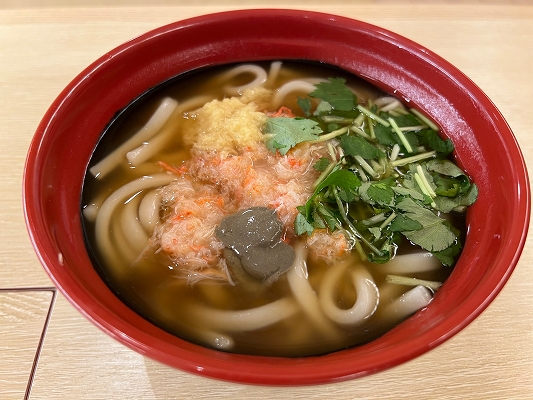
[23,9,530,385]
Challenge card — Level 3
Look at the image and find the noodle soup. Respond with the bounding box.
[82,61,474,357]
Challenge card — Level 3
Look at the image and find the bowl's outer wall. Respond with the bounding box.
[23,9,530,385]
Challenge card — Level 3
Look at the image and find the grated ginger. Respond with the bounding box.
[184,88,271,154]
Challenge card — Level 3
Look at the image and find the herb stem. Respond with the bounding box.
[386,274,442,291]
[367,115,376,139]
[332,187,383,256]
[354,112,365,126]
[399,125,427,132]
[327,142,337,162]
[388,117,413,153]
[350,125,372,139]
[309,126,348,144]
[379,212,397,230]
[362,213,387,226]
[357,105,390,127]
[390,150,436,167]
[416,165,437,197]
[354,155,378,178]
[414,172,437,208]
[312,162,338,189]
[320,116,353,124]
[389,143,400,162]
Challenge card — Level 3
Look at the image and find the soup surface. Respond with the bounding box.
[82,61,476,357]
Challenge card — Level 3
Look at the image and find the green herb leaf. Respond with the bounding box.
[374,124,398,146]
[359,177,396,206]
[297,97,312,116]
[309,78,357,111]
[433,184,478,213]
[313,158,330,172]
[432,242,462,266]
[316,204,338,230]
[294,213,315,236]
[313,100,333,116]
[340,135,385,160]
[396,198,457,252]
[389,214,423,232]
[427,159,468,178]
[264,117,322,155]
[417,129,454,155]
[315,169,361,194]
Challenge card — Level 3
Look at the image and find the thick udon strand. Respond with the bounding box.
[266,61,282,88]
[138,189,161,234]
[126,95,211,166]
[286,243,340,339]
[318,262,379,326]
[187,297,299,332]
[382,285,433,323]
[94,174,176,272]
[219,64,268,96]
[90,97,178,179]
[272,79,323,109]
[120,193,149,249]
[379,252,442,275]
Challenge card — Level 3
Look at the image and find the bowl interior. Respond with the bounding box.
[23,9,530,385]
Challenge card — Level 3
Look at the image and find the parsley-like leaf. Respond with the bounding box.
[433,184,478,213]
[294,213,314,236]
[309,78,357,111]
[340,135,385,160]
[313,158,330,172]
[315,169,361,194]
[297,97,312,116]
[396,198,457,252]
[264,117,322,155]
[389,214,423,232]
[417,129,454,155]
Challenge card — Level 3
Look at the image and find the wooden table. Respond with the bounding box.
[1,1,532,398]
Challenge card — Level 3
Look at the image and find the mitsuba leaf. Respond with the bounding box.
[391,186,426,202]
[433,184,478,213]
[389,214,423,232]
[313,100,333,116]
[312,210,327,229]
[316,204,338,230]
[264,117,322,155]
[294,212,314,236]
[368,227,382,240]
[432,241,462,266]
[315,169,361,194]
[433,176,462,197]
[338,187,357,202]
[309,78,357,112]
[374,124,398,146]
[340,135,386,160]
[367,247,393,264]
[427,159,468,178]
[313,158,330,172]
[417,129,454,155]
[396,198,457,252]
[367,182,395,206]
[359,177,396,206]
[385,112,420,127]
[297,97,312,116]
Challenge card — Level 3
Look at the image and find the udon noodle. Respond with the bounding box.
[82,61,467,357]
